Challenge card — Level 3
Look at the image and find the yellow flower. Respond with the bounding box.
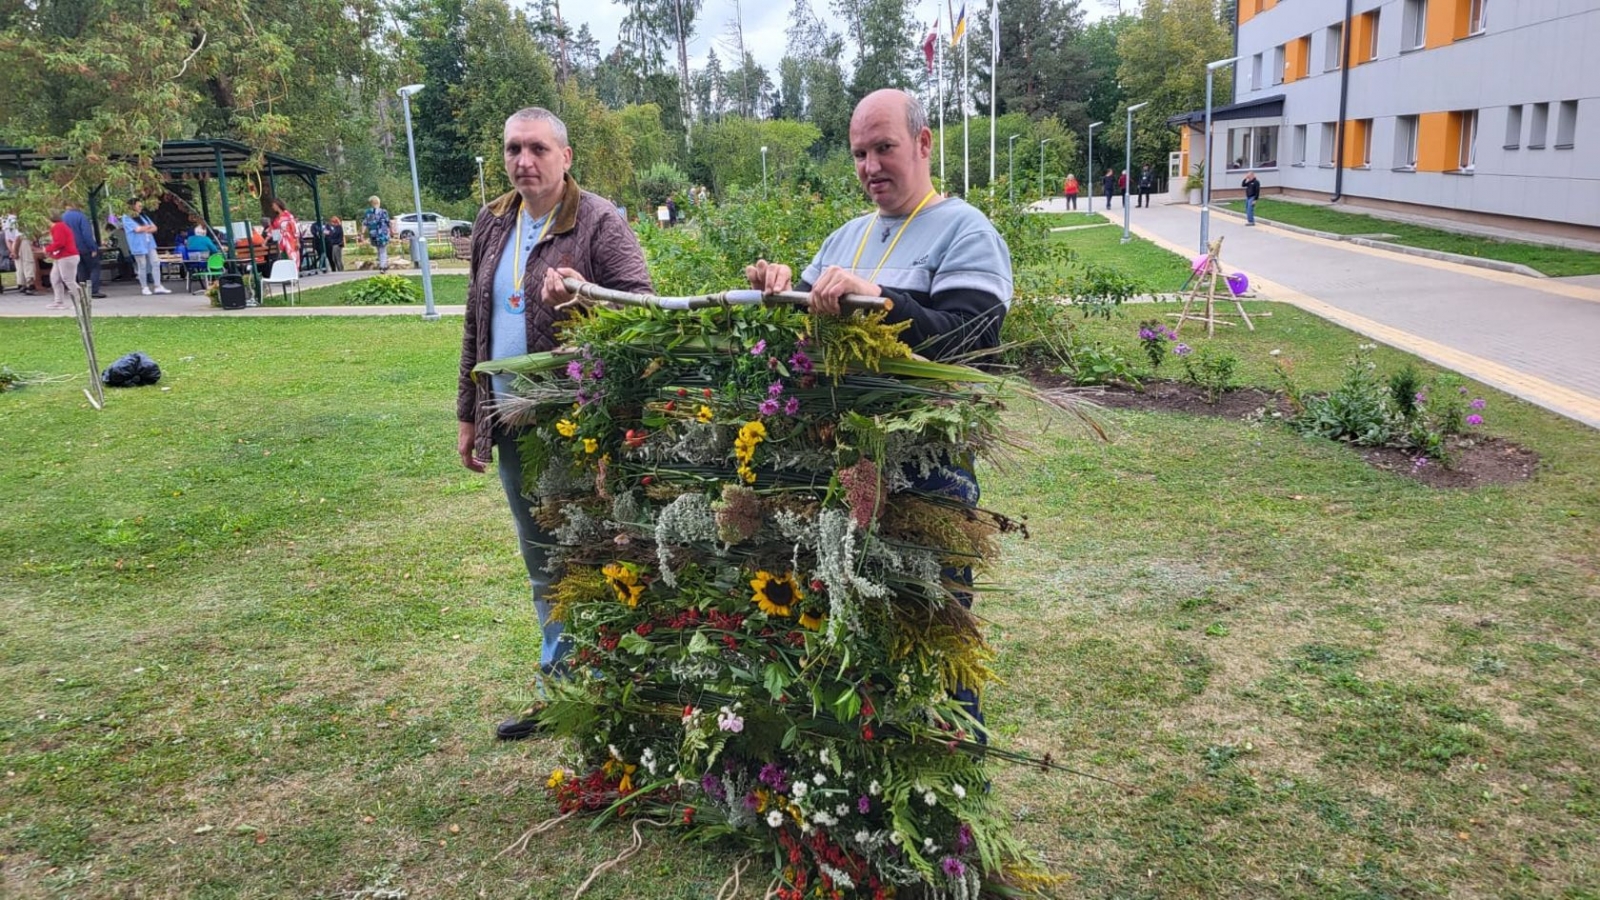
[798,611,824,631]
[696,404,714,423]
[546,768,567,789]
[737,465,757,484]
[750,570,801,617]
[603,561,646,607]
[555,419,578,438]
[733,421,767,467]
[583,437,599,454]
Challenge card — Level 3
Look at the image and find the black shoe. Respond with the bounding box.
[495,715,544,741]
[91,292,108,299]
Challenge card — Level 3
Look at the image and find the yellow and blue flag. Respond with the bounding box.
[951,2,967,47]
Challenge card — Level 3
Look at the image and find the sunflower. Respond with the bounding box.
[603,561,645,607]
[750,570,801,617]
[798,611,825,631]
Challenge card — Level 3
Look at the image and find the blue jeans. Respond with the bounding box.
[495,428,571,675]
[909,465,987,743]
[1245,195,1257,224]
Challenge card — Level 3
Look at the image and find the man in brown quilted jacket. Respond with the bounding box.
[456,106,652,740]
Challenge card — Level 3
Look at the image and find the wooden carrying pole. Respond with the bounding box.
[561,278,892,314]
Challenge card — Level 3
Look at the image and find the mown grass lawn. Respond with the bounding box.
[2,310,1598,898]
[1223,198,1600,277]
[1032,214,1197,296]
[268,274,471,308]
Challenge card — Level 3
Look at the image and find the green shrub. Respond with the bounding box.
[344,274,423,306]
[1287,345,1488,462]
[636,162,690,210]
[1177,344,1239,403]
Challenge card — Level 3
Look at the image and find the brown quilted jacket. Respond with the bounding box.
[457,173,652,463]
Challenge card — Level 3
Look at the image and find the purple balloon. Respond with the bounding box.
[1226,272,1249,296]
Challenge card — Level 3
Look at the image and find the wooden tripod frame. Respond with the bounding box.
[1169,237,1265,337]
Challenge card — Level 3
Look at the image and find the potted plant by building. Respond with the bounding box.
[1185,163,1206,205]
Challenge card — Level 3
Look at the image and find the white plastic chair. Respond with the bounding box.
[262,259,300,305]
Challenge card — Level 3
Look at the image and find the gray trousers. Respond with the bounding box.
[495,428,570,673]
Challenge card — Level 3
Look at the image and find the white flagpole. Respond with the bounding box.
[962,26,969,195]
[938,23,946,188]
[988,0,997,196]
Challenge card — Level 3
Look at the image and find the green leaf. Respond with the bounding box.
[618,632,653,655]
[687,632,711,655]
[763,662,790,700]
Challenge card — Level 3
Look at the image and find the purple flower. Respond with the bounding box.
[784,396,800,416]
[741,792,760,811]
[1414,391,1427,405]
[955,823,974,853]
[590,359,604,379]
[701,773,726,800]
[767,381,785,398]
[857,795,871,814]
[1466,414,1484,426]
[750,339,767,356]
[1138,328,1155,341]
[1411,456,1429,471]
[941,857,966,878]
[566,360,585,380]
[758,763,789,792]
[1469,398,1486,410]
[789,351,814,374]
[1174,343,1193,356]
[1459,387,1469,395]
[758,398,780,416]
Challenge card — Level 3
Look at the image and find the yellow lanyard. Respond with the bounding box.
[849,190,937,282]
[511,204,558,296]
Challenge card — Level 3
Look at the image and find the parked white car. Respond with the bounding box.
[392,211,473,238]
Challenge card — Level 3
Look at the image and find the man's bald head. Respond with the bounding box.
[849,89,936,216]
[852,89,928,143]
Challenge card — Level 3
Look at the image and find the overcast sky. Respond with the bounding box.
[544,0,1120,74]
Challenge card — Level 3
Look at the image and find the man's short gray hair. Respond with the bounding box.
[900,92,928,140]
[506,107,569,147]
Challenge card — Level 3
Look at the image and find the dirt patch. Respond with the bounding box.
[1029,374,1538,489]
[1030,375,1292,420]
[1359,437,1538,489]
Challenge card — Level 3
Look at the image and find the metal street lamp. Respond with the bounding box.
[1007,134,1020,206]
[760,145,769,199]
[1086,121,1103,215]
[475,155,486,207]
[1038,138,1052,204]
[1122,101,1150,243]
[397,83,437,321]
[1201,56,1241,253]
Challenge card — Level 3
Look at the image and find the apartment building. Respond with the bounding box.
[1172,0,1600,238]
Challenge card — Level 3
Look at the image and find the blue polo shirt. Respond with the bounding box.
[489,206,553,398]
[124,213,156,255]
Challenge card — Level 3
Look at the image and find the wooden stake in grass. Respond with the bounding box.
[68,283,104,410]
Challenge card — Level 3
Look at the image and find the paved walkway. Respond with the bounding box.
[1035,198,1600,431]
[0,265,468,318]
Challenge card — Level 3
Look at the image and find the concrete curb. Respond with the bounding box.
[1211,206,1548,279]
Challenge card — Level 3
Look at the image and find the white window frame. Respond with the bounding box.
[1357,119,1373,167]
[1504,105,1522,149]
[1395,116,1419,170]
[1403,0,1428,51]
[1251,53,1264,91]
[1456,110,1478,172]
[1272,45,1286,85]
[1320,122,1338,167]
[1293,124,1308,165]
[1223,125,1281,172]
[1326,23,1344,71]
[1468,0,1488,35]
[1366,10,1381,60]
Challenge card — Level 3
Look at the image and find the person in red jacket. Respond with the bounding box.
[43,210,81,310]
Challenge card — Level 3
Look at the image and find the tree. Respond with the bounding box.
[455,0,559,196]
[783,0,852,147]
[0,0,382,218]
[833,0,915,99]
[692,116,821,195]
[1113,0,1232,165]
[973,0,1092,124]
[559,84,635,203]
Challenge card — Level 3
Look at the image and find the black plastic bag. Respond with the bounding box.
[101,351,162,387]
